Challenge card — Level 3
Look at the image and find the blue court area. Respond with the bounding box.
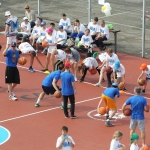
[0,126,11,145]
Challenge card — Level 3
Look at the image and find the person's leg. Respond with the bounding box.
[79,67,89,82]
[30,22,35,28]
[95,67,105,86]
[141,130,146,145]
[12,83,17,91]
[30,53,34,68]
[22,34,29,42]
[8,83,13,97]
[138,120,146,145]
[45,53,51,70]
[142,79,147,94]
[63,96,69,117]
[106,71,113,87]
[96,66,100,75]
[77,32,84,38]
[70,32,78,38]
[35,92,45,105]
[69,94,77,118]
[98,37,107,50]
[130,119,137,142]
[73,63,78,80]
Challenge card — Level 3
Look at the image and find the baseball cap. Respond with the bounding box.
[5,11,11,16]
[58,25,63,29]
[64,62,71,68]
[41,21,46,26]
[140,63,147,70]
[45,27,53,33]
[11,42,16,47]
[23,17,28,20]
[130,133,139,143]
[93,52,99,58]
[112,82,118,87]
[114,61,120,70]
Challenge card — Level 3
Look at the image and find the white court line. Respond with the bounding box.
[0,97,100,123]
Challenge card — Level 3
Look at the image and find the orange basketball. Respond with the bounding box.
[105,66,112,73]
[138,79,146,86]
[123,108,132,116]
[142,146,149,150]
[89,68,97,75]
[118,82,125,90]
[18,57,27,65]
[54,91,62,98]
[42,41,48,48]
[99,107,107,115]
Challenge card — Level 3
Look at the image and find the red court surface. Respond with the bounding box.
[0,34,150,149]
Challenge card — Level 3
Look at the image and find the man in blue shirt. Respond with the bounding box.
[122,87,149,146]
[61,62,77,119]
[35,64,64,107]
[2,42,20,101]
[97,83,120,127]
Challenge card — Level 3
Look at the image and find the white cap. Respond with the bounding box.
[23,17,28,20]
[5,11,11,16]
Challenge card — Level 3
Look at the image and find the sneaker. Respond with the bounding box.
[70,115,78,119]
[79,78,84,82]
[65,115,70,118]
[61,105,70,110]
[28,67,35,72]
[105,114,109,120]
[141,89,146,94]
[42,48,47,55]
[35,103,40,107]
[35,50,38,53]
[94,83,101,87]
[74,77,77,81]
[9,95,17,101]
[105,120,114,127]
[41,68,48,72]
[6,90,15,97]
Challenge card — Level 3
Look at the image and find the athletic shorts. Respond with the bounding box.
[42,85,61,95]
[146,77,150,82]
[101,94,117,109]
[130,119,145,131]
[5,66,20,84]
[54,60,63,71]
[7,36,16,45]
[36,36,45,43]
[48,46,56,53]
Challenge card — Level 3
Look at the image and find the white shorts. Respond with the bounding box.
[48,46,56,54]
[36,36,45,43]
[7,36,16,45]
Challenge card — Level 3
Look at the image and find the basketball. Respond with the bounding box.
[105,66,112,73]
[138,79,146,86]
[118,82,125,89]
[18,57,27,65]
[142,146,149,150]
[123,108,132,116]
[89,68,97,75]
[54,91,62,98]
[42,41,48,48]
[99,107,107,115]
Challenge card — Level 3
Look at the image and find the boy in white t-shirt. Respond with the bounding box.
[88,17,99,40]
[56,126,75,150]
[138,63,150,94]
[56,25,67,49]
[59,13,72,34]
[29,20,41,46]
[41,27,57,72]
[17,17,31,43]
[95,20,109,50]
[18,42,44,72]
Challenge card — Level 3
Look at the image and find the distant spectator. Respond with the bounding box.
[4,11,18,50]
[56,25,67,49]
[95,20,109,50]
[25,5,36,28]
[109,131,125,150]
[50,23,57,38]
[59,13,72,34]
[88,17,99,40]
[70,19,85,39]
[56,126,75,149]
[17,17,31,43]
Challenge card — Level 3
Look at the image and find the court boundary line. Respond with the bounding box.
[0,97,100,123]
[0,61,150,100]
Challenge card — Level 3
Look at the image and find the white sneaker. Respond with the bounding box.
[74,77,77,81]
[6,90,16,97]
[9,95,17,101]
[94,83,101,87]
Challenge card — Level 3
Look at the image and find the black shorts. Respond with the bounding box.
[54,60,63,71]
[42,85,61,95]
[5,66,20,84]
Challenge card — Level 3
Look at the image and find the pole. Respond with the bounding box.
[88,0,91,22]
[142,0,146,57]
[38,0,40,16]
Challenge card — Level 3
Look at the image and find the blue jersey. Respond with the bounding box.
[42,70,61,87]
[103,88,120,99]
[5,49,20,67]
[125,95,147,120]
[61,72,75,96]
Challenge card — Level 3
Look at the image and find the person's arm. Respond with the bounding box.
[72,82,76,93]
[30,10,36,22]
[56,137,65,149]
[67,138,75,148]
[5,24,9,37]
[97,98,102,113]
[122,103,127,112]
[98,59,106,69]
[2,48,8,56]
[52,79,60,91]
[138,72,144,80]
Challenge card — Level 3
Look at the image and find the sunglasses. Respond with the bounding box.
[25,8,29,9]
